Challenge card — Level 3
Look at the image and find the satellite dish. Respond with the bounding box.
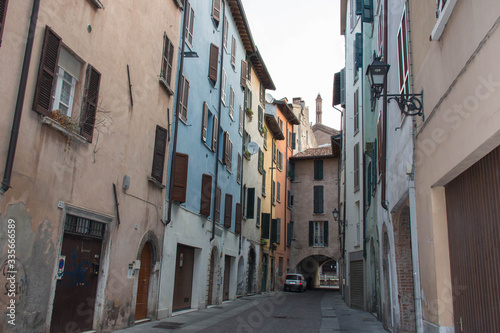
[246,142,259,155]
[265,93,274,104]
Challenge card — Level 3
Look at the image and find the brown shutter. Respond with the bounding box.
[212,115,218,151]
[223,131,229,165]
[179,76,189,121]
[237,154,241,184]
[200,174,212,216]
[215,186,221,222]
[333,71,341,106]
[235,203,242,234]
[209,43,219,82]
[231,36,236,66]
[172,153,189,203]
[152,125,168,183]
[227,138,233,170]
[224,194,232,228]
[202,102,208,142]
[240,60,247,88]
[0,0,9,47]
[32,26,61,116]
[80,64,101,142]
[212,0,221,23]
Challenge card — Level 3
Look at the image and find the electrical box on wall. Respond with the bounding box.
[123,175,130,190]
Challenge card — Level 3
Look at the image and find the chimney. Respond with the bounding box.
[316,93,322,124]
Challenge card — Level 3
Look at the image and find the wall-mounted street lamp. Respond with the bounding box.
[366,55,424,119]
[332,208,346,227]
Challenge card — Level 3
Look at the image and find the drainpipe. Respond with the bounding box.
[166,1,190,225]
[1,0,40,194]
[380,0,389,211]
[283,120,289,254]
[211,2,227,242]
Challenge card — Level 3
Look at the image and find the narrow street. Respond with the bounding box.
[116,289,387,333]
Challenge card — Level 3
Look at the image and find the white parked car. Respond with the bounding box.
[284,273,307,292]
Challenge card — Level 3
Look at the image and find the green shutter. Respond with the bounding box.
[277,218,281,243]
[314,186,324,214]
[271,218,277,244]
[261,213,270,239]
[324,221,329,246]
[247,188,255,219]
[314,160,324,180]
[356,0,363,15]
[309,221,314,246]
[355,33,363,70]
[362,0,373,23]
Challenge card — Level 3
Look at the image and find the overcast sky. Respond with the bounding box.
[242,0,345,131]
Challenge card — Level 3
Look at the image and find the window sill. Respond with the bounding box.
[173,0,184,10]
[431,0,457,41]
[148,176,165,189]
[159,78,174,96]
[42,116,87,143]
[87,0,104,9]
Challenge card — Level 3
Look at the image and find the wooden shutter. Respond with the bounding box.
[223,18,228,50]
[179,76,190,121]
[356,0,363,15]
[276,218,281,243]
[229,87,234,118]
[186,5,195,46]
[227,138,233,170]
[287,222,293,246]
[256,198,261,226]
[237,154,241,184]
[314,160,324,180]
[223,131,229,165]
[209,43,219,82]
[362,0,373,23]
[258,106,263,130]
[212,0,221,23]
[33,26,61,116]
[247,188,255,219]
[333,71,341,106]
[231,36,236,67]
[172,153,189,203]
[314,186,324,213]
[340,68,346,107]
[152,126,168,183]
[161,32,174,86]
[200,174,212,216]
[239,106,243,134]
[212,115,218,151]
[235,203,242,234]
[309,221,314,246]
[0,0,9,47]
[202,102,208,142]
[292,133,296,150]
[355,33,363,69]
[323,221,329,246]
[262,170,266,195]
[271,219,277,244]
[261,213,270,239]
[240,60,247,88]
[80,65,101,142]
[224,194,232,228]
[215,186,221,222]
[290,161,295,181]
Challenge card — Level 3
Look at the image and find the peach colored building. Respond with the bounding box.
[0,0,181,331]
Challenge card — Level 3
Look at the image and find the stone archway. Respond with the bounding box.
[296,255,336,289]
[247,247,256,294]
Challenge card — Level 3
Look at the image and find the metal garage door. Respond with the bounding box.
[350,260,364,309]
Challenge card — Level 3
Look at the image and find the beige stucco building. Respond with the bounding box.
[0,0,181,331]
[410,0,500,331]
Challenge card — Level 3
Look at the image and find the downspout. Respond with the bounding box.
[405,1,423,331]
[283,120,289,254]
[211,2,227,241]
[380,0,389,211]
[361,19,367,260]
[166,1,190,225]
[1,0,40,194]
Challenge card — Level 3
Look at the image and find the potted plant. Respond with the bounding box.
[245,107,253,117]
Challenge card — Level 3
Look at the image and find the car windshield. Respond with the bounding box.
[286,274,301,280]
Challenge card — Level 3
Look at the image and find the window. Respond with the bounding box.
[355,33,363,71]
[287,130,291,149]
[200,174,212,216]
[215,186,221,223]
[223,17,228,51]
[235,203,242,234]
[212,0,221,24]
[231,36,236,67]
[0,0,9,47]
[350,0,356,30]
[261,213,270,239]
[354,89,359,134]
[313,186,324,214]
[208,43,219,83]
[256,198,261,226]
[178,75,190,122]
[278,117,283,132]
[160,32,174,92]
[309,221,329,247]
[287,190,293,208]
[258,106,264,133]
[356,201,361,246]
[185,2,195,48]
[263,127,268,150]
[239,106,243,135]
[259,83,265,106]
[247,188,255,219]
[223,131,233,171]
[432,0,457,40]
[271,218,281,244]
[262,170,266,196]
[212,115,218,151]
[32,27,101,143]
[240,60,247,88]
[287,222,294,246]
[229,86,234,119]
[277,151,283,171]
[172,153,189,203]
[237,154,241,184]
[397,10,410,95]
[258,149,264,174]
[354,143,360,191]
[151,125,168,183]
[272,141,276,163]
[271,180,276,204]
[245,88,252,110]
[224,194,232,228]
[314,160,323,180]
[277,182,281,202]
[202,102,208,142]
[64,214,106,239]
[221,69,227,104]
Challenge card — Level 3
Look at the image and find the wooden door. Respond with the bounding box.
[51,234,102,332]
[172,244,194,311]
[207,251,215,305]
[135,243,151,321]
[247,249,255,294]
[223,256,231,301]
[445,146,500,332]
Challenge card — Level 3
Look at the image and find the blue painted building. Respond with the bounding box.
[159,0,255,316]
